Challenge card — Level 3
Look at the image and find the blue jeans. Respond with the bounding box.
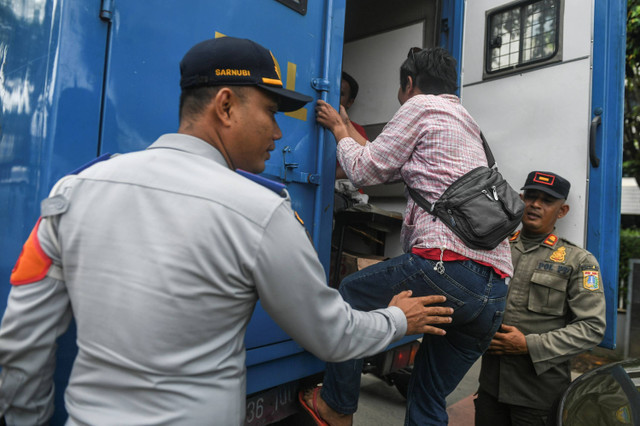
[320,253,507,425]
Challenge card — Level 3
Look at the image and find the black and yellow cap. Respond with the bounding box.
[521,171,571,199]
[179,37,312,112]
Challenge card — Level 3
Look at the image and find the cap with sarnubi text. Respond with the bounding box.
[521,171,571,199]
[180,37,312,112]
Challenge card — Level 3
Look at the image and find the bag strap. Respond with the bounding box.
[480,132,496,169]
[406,185,434,212]
[407,131,494,211]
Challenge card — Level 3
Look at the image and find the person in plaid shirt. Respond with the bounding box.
[301,47,513,426]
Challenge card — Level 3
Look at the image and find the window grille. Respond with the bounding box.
[486,0,561,76]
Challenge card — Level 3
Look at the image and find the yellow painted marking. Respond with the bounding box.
[286,62,297,90]
[284,62,308,121]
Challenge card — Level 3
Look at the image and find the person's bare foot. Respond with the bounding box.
[302,387,353,426]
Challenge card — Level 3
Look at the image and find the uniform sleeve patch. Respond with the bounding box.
[582,270,600,291]
[616,405,632,424]
[10,218,53,286]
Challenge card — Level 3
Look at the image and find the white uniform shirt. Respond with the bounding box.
[0,134,407,425]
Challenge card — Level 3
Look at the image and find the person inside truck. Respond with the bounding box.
[339,71,368,140]
[475,171,606,426]
[305,46,513,426]
[336,71,367,180]
[0,37,454,426]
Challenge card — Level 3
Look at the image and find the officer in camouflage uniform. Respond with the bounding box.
[475,171,606,426]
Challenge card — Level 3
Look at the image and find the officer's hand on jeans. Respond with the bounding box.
[388,290,452,336]
[487,324,528,355]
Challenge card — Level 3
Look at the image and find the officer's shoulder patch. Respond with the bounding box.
[10,219,53,286]
[236,169,286,196]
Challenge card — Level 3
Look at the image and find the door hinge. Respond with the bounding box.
[311,78,330,92]
[262,147,320,185]
[441,18,449,35]
[100,0,114,21]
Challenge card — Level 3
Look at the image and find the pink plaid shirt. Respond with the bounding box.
[337,94,513,277]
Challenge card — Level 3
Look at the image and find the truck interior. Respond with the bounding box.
[331,0,442,270]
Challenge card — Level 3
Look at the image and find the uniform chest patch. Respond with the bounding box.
[549,247,566,263]
[583,270,600,291]
[536,262,572,276]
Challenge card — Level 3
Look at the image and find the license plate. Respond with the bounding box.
[245,381,299,425]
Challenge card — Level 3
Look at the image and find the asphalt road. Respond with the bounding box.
[282,359,481,425]
[352,359,481,425]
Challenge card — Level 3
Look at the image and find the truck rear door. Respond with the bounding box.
[94,0,343,397]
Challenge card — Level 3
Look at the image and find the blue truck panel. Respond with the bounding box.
[0,1,107,304]
[1,4,110,423]
[0,1,346,423]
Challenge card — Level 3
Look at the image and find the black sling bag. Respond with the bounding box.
[406,133,524,250]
